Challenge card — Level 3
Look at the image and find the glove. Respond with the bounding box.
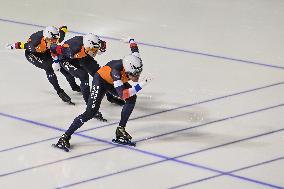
[128,38,135,43]
[59,26,68,33]
[5,43,16,50]
[139,76,153,88]
[98,40,106,53]
[52,63,60,72]
[121,36,135,43]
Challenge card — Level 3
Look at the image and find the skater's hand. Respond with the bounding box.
[139,76,153,88]
[52,63,60,72]
[120,36,135,43]
[59,26,68,33]
[5,43,16,50]
[98,39,106,53]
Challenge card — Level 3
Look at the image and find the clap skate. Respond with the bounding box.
[52,134,71,152]
[93,111,107,122]
[112,126,136,146]
[58,91,75,105]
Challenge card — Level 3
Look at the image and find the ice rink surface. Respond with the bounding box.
[1,0,284,188]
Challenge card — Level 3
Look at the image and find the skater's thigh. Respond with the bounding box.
[86,74,107,113]
[25,50,53,70]
[61,59,89,80]
[59,66,73,78]
[79,55,100,76]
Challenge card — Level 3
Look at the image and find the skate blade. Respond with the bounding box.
[112,139,136,147]
[52,144,69,152]
[62,100,75,105]
[94,117,107,122]
[99,118,107,122]
[67,101,75,105]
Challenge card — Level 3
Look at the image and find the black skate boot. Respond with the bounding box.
[93,111,107,122]
[57,90,75,105]
[106,93,125,106]
[71,85,81,92]
[112,126,136,146]
[52,134,71,152]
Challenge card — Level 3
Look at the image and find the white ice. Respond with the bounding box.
[0,0,284,189]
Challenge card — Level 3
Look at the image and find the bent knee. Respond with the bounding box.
[126,95,137,104]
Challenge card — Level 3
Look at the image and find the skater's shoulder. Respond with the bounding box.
[64,36,83,48]
[30,30,43,40]
[65,36,83,43]
[62,36,86,59]
[107,59,124,70]
[26,30,47,53]
[29,30,44,43]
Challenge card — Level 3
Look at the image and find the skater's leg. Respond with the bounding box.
[65,74,107,137]
[119,94,137,127]
[113,83,137,145]
[54,75,107,151]
[80,79,90,104]
[25,51,72,103]
[45,69,63,94]
[79,55,100,76]
[45,69,73,103]
[61,59,90,104]
[113,95,136,143]
[60,67,80,92]
[25,50,62,93]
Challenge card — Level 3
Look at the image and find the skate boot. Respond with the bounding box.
[93,111,107,122]
[71,85,81,92]
[52,134,71,152]
[57,90,75,105]
[112,126,136,146]
[106,93,125,106]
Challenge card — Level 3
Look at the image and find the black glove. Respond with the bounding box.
[99,40,106,52]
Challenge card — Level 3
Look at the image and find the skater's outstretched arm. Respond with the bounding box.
[6,29,45,52]
[6,41,29,51]
[128,38,140,58]
[6,26,67,52]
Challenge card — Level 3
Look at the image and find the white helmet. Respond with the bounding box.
[123,55,143,76]
[43,26,59,39]
[83,33,100,48]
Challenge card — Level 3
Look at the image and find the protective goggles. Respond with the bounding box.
[90,41,100,49]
